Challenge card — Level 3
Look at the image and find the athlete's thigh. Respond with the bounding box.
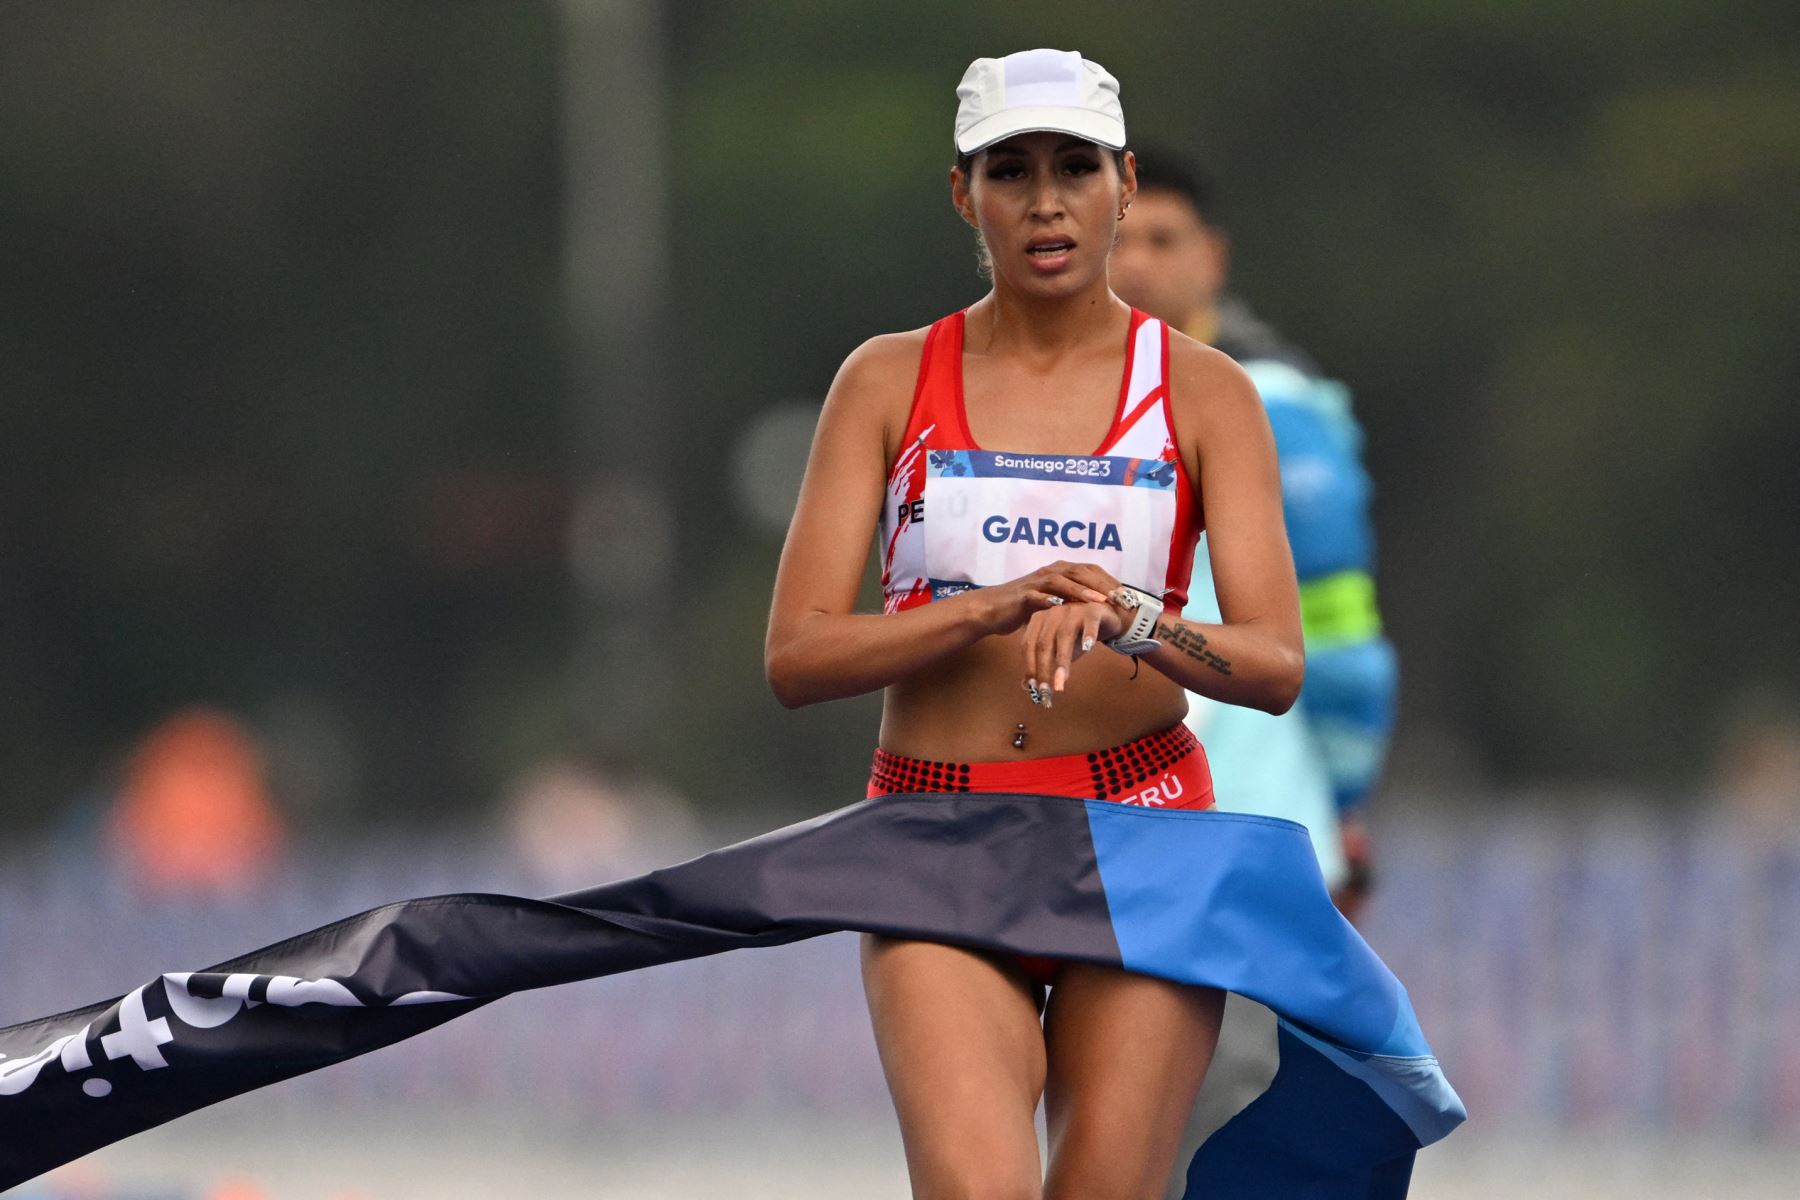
[861,935,1047,1199]
[1161,993,1282,1199]
[1040,963,1225,1200]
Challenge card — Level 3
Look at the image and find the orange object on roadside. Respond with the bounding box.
[205,1178,271,1200]
[109,708,285,896]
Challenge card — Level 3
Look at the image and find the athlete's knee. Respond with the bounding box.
[1044,1160,1167,1200]
[1045,1126,1182,1200]
[910,1164,1041,1200]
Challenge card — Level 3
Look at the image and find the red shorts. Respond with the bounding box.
[867,723,1214,986]
[867,722,1214,810]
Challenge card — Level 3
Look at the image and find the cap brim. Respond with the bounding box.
[955,106,1126,155]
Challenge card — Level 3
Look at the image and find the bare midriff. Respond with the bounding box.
[879,627,1190,763]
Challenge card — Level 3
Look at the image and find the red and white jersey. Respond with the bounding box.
[881,309,1202,614]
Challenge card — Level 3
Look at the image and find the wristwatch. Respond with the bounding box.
[1106,586,1164,656]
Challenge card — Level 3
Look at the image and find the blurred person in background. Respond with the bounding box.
[1707,684,1800,834]
[766,50,1305,1199]
[499,755,702,890]
[1112,143,1397,912]
[1110,145,1399,1193]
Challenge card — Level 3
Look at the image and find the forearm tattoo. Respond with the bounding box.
[1156,620,1233,676]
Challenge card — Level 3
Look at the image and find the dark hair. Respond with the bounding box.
[954,145,1129,178]
[1123,142,1223,227]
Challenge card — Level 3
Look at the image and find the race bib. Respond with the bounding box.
[922,450,1178,592]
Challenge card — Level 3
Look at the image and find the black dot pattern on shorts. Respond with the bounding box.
[870,748,973,795]
[1087,725,1199,800]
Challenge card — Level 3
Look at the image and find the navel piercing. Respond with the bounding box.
[1013,723,1029,750]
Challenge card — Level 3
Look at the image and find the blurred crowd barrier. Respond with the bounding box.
[1371,800,1800,1137]
[4,798,1796,1169]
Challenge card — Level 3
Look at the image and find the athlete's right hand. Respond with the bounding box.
[973,562,1119,637]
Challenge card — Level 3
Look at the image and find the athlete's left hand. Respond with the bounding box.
[1021,599,1126,707]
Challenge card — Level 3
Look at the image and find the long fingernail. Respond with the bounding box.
[1082,637,1095,652]
[1027,680,1041,705]
[1087,590,1109,603]
[1053,667,1067,691]
[1042,691,1053,709]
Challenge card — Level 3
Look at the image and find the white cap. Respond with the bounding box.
[954,49,1126,157]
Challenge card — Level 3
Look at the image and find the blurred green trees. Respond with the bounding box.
[1,5,564,822]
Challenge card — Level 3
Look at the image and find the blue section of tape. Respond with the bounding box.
[1181,1026,1421,1199]
[1084,803,1466,1194]
[1085,805,1417,1053]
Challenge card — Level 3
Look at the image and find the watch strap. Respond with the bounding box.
[1106,586,1164,656]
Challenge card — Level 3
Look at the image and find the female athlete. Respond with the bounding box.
[765,49,1302,1200]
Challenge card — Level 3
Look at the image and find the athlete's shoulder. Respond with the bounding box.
[1166,325,1263,428]
[821,325,937,450]
[834,325,933,391]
